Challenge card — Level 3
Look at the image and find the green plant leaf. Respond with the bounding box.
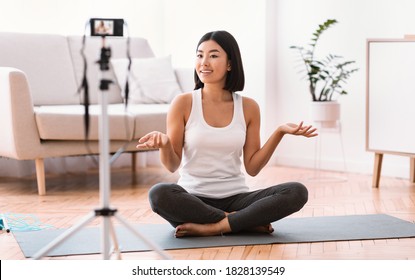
[289,19,358,101]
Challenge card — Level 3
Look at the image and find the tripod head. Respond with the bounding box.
[98,42,111,71]
[97,37,113,91]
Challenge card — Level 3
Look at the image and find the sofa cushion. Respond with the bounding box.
[34,104,135,141]
[34,103,170,141]
[67,36,155,105]
[111,56,182,104]
[0,32,79,105]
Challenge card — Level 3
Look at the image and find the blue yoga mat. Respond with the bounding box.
[13,214,415,258]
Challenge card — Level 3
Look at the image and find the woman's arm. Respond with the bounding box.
[242,97,317,176]
[136,93,191,173]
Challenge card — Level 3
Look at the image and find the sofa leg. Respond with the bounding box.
[131,152,137,172]
[131,153,137,184]
[35,158,46,195]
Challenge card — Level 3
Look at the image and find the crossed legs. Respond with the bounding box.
[148,182,308,237]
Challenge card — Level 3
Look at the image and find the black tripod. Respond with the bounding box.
[32,37,170,260]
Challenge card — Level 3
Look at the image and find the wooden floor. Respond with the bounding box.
[0,165,414,260]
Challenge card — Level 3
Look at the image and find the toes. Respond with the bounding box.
[175,226,186,237]
[175,230,188,237]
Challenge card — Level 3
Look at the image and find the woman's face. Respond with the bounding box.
[195,39,230,87]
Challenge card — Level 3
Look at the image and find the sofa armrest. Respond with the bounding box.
[0,67,42,159]
[174,68,194,93]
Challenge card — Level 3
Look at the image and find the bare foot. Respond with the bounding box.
[175,223,219,237]
[175,217,231,238]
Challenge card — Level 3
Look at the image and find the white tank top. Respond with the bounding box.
[177,89,249,198]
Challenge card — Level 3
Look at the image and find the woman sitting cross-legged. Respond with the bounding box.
[136,30,317,238]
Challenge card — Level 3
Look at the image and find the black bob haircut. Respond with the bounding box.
[194,30,245,92]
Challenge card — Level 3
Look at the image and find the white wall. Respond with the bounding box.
[266,0,415,179]
[0,0,168,54]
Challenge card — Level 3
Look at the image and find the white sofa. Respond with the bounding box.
[0,32,193,195]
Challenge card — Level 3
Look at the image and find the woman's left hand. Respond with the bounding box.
[279,121,318,138]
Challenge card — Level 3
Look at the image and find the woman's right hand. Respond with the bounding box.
[136,131,169,149]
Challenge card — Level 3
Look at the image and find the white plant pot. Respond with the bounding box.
[310,101,340,128]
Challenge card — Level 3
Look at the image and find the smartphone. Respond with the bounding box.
[90,18,124,37]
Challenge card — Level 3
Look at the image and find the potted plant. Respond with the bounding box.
[290,19,359,127]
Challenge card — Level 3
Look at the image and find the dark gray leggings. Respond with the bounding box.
[148,182,308,233]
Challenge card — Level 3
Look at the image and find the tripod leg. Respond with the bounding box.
[114,213,171,260]
[108,219,122,260]
[32,211,96,259]
[102,216,111,260]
